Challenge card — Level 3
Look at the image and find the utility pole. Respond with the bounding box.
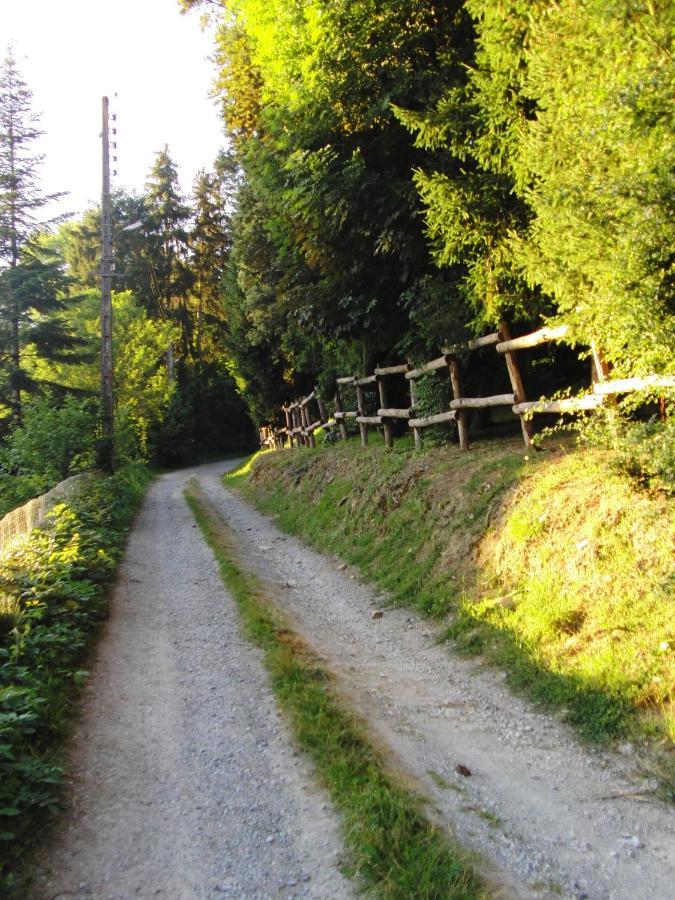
[100,96,114,471]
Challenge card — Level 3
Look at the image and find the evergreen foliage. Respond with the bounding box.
[209,0,482,418]
[0,48,62,260]
[0,49,85,422]
[397,0,675,372]
[513,0,675,374]
[183,0,673,434]
[191,162,233,362]
[144,146,194,360]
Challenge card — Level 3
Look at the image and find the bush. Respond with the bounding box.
[0,396,99,517]
[567,407,675,497]
[606,417,675,496]
[0,464,151,893]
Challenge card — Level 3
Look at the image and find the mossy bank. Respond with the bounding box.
[228,437,674,759]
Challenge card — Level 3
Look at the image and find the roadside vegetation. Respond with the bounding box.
[186,479,485,899]
[0,464,152,896]
[180,0,673,445]
[227,436,674,770]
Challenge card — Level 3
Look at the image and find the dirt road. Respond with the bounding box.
[36,462,674,899]
[35,463,352,900]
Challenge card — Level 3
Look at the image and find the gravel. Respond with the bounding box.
[192,461,675,900]
[34,463,352,900]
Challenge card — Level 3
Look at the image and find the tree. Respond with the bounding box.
[144,146,194,362]
[0,47,63,266]
[202,0,477,425]
[512,0,675,375]
[392,0,541,328]
[28,288,178,460]
[0,47,82,422]
[190,163,232,361]
[397,0,675,376]
[60,190,153,307]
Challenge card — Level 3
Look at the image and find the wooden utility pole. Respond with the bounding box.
[100,96,114,471]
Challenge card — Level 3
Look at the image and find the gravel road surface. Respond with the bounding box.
[35,463,352,900]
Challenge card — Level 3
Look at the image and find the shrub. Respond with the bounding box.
[0,396,99,517]
[0,464,151,892]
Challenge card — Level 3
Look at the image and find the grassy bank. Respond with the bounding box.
[227,438,674,760]
[0,464,153,895]
[186,480,484,899]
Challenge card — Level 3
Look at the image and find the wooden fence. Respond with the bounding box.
[260,320,674,452]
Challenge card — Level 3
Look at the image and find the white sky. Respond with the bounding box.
[0,0,225,221]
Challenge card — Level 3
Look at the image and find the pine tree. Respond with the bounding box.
[144,147,194,362]
[190,162,232,360]
[0,47,81,422]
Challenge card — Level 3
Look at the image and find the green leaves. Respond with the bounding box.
[401,0,674,370]
[210,0,479,418]
[0,465,151,889]
[511,0,675,373]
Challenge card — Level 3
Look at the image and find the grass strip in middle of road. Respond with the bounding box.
[185,479,484,900]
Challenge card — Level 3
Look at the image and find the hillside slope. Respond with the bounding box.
[231,436,674,760]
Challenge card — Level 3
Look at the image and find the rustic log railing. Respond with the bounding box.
[261,321,673,452]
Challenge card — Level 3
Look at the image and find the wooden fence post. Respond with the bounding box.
[377,373,394,448]
[333,389,349,441]
[316,391,327,424]
[448,356,470,451]
[282,406,294,448]
[301,402,316,448]
[591,342,611,384]
[409,377,422,450]
[293,405,304,447]
[356,383,368,446]
[499,320,534,447]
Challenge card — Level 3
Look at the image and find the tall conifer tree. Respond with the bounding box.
[144,147,193,362]
[0,47,82,422]
[190,165,231,361]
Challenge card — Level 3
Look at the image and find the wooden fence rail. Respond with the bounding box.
[261,321,673,453]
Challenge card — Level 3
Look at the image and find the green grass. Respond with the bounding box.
[185,479,485,900]
[228,441,518,617]
[226,438,675,765]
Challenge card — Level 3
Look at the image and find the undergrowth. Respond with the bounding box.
[0,463,152,895]
[186,480,484,899]
[226,438,674,760]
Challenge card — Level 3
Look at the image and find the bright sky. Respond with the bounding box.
[0,0,225,221]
